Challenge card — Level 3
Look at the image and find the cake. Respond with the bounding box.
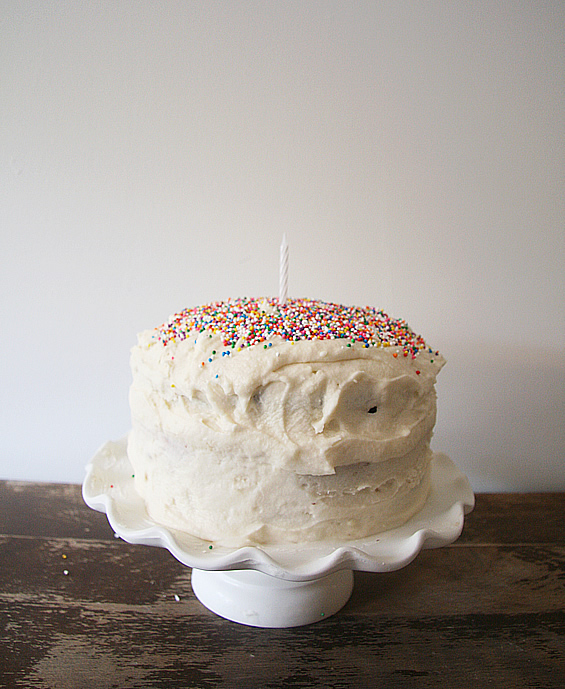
[128,297,445,546]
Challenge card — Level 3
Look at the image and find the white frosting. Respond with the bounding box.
[128,311,444,546]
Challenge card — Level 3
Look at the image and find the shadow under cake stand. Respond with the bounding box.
[83,437,474,628]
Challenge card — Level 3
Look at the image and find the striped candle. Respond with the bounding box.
[279,233,289,304]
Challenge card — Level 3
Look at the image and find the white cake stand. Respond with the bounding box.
[83,436,474,628]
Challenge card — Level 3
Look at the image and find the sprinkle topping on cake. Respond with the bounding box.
[154,297,432,356]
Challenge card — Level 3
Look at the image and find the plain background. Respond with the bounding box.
[1,1,563,491]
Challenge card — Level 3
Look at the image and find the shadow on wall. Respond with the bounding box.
[436,341,565,493]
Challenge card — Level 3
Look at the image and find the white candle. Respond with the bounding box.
[279,233,289,304]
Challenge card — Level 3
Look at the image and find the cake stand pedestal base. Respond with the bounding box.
[191,568,354,628]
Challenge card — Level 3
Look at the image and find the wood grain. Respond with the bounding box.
[1,482,564,688]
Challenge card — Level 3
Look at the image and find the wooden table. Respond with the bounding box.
[1,482,563,688]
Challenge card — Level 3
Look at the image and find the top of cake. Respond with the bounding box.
[151,297,438,359]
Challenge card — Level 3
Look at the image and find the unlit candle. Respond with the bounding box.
[279,234,289,304]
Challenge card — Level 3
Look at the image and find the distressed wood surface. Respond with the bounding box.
[1,482,564,688]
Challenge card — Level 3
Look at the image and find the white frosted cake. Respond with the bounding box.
[128,297,445,546]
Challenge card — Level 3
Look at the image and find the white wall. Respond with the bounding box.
[1,1,563,491]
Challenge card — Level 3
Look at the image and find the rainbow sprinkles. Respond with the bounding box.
[154,297,437,359]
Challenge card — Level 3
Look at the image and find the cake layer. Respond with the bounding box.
[128,426,432,545]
